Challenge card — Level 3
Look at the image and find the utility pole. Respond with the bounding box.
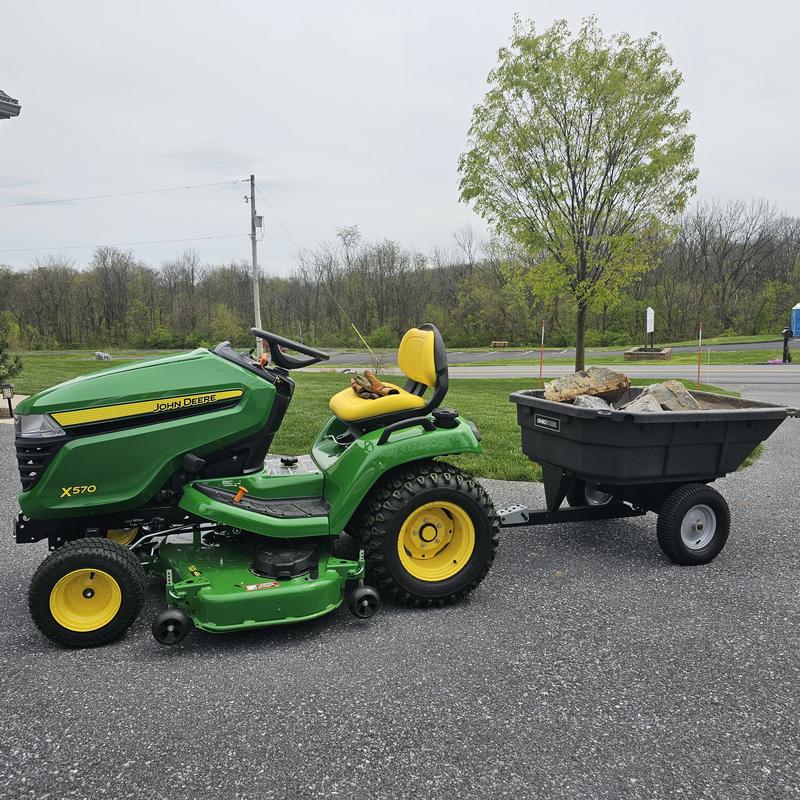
[249,174,263,355]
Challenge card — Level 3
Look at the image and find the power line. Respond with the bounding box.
[254,184,379,365]
[0,179,247,209]
[256,186,302,250]
[0,233,248,253]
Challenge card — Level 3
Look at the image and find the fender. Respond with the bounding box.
[313,415,482,534]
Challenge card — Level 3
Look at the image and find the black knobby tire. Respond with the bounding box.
[566,480,614,508]
[28,537,147,648]
[656,483,730,566]
[358,461,499,606]
[345,504,368,543]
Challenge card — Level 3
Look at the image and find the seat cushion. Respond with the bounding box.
[328,382,426,423]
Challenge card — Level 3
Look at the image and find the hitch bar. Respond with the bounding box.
[498,502,646,528]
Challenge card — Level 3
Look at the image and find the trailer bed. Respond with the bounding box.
[510,388,791,488]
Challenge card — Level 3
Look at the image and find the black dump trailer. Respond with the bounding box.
[502,388,796,565]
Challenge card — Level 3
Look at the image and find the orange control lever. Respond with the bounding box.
[233,486,248,503]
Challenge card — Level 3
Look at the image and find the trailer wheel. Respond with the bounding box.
[28,538,146,648]
[656,484,730,565]
[566,480,614,508]
[359,461,499,606]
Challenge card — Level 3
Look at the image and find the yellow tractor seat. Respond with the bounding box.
[329,381,426,423]
[328,324,449,427]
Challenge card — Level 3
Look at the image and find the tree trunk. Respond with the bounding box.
[575,302,587,371]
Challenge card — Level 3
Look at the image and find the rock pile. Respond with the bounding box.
[544,371,701,414]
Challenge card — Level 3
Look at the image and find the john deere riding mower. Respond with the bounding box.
[13,325,498,647]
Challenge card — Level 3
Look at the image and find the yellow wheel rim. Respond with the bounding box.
[107,528,138,546]
[397,501,475,582]
[49,569,122,632]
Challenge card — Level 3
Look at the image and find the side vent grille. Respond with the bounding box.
[15,439,64,491]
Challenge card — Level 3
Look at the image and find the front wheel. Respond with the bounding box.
[656,483,730,565]
[28,538,146,648]
[358,461,499,606]
[106,527,140,546]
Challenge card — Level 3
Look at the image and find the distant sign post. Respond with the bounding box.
[645,307,655,350]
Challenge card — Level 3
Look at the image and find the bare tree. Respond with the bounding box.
[453,224,478,274]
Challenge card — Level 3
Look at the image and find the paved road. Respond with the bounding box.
[1,379,799,799]
[460,364,800,388]
[327,338,798,366]
[395,362,800,392]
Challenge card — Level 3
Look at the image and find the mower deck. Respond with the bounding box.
[156,536,363,633]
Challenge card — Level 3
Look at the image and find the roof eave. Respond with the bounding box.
[0,99,21,119]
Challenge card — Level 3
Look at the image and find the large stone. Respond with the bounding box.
[618,393,664,413]
[573,394,612,410]
[641,379,701,411]
[544,367,631,403]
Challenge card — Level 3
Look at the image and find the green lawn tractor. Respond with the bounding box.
[14,325,499,647]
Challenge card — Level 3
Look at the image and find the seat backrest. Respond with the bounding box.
[398,327,438,386]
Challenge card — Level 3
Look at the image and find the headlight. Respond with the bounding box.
[14,414,66,438]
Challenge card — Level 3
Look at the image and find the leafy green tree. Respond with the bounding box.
[206,302,246,345]
[0,313,22,385]
[459,16,698,369]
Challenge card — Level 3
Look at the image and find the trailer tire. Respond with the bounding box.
[28,537,146,648]
[566,480,614,508]
[359,461,499,606]
[656,483,730,565]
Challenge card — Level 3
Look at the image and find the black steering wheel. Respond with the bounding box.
[251,328,330,370]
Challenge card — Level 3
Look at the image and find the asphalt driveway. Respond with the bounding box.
[0,382,798,799]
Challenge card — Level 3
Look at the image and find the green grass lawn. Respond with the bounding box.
[457,348,784,367]
[11,352,749,482]
[653,334,780,348]
[324,334,780,353]
[11,338,787,394]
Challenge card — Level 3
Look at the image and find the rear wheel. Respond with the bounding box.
[656,483,730,565]
[28,538,146,648]
[359,461,499,606]
[566,480,614,508]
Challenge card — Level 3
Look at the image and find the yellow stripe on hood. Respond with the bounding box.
[51,389,244,427]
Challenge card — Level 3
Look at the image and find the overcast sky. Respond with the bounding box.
[1,0,798,274]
